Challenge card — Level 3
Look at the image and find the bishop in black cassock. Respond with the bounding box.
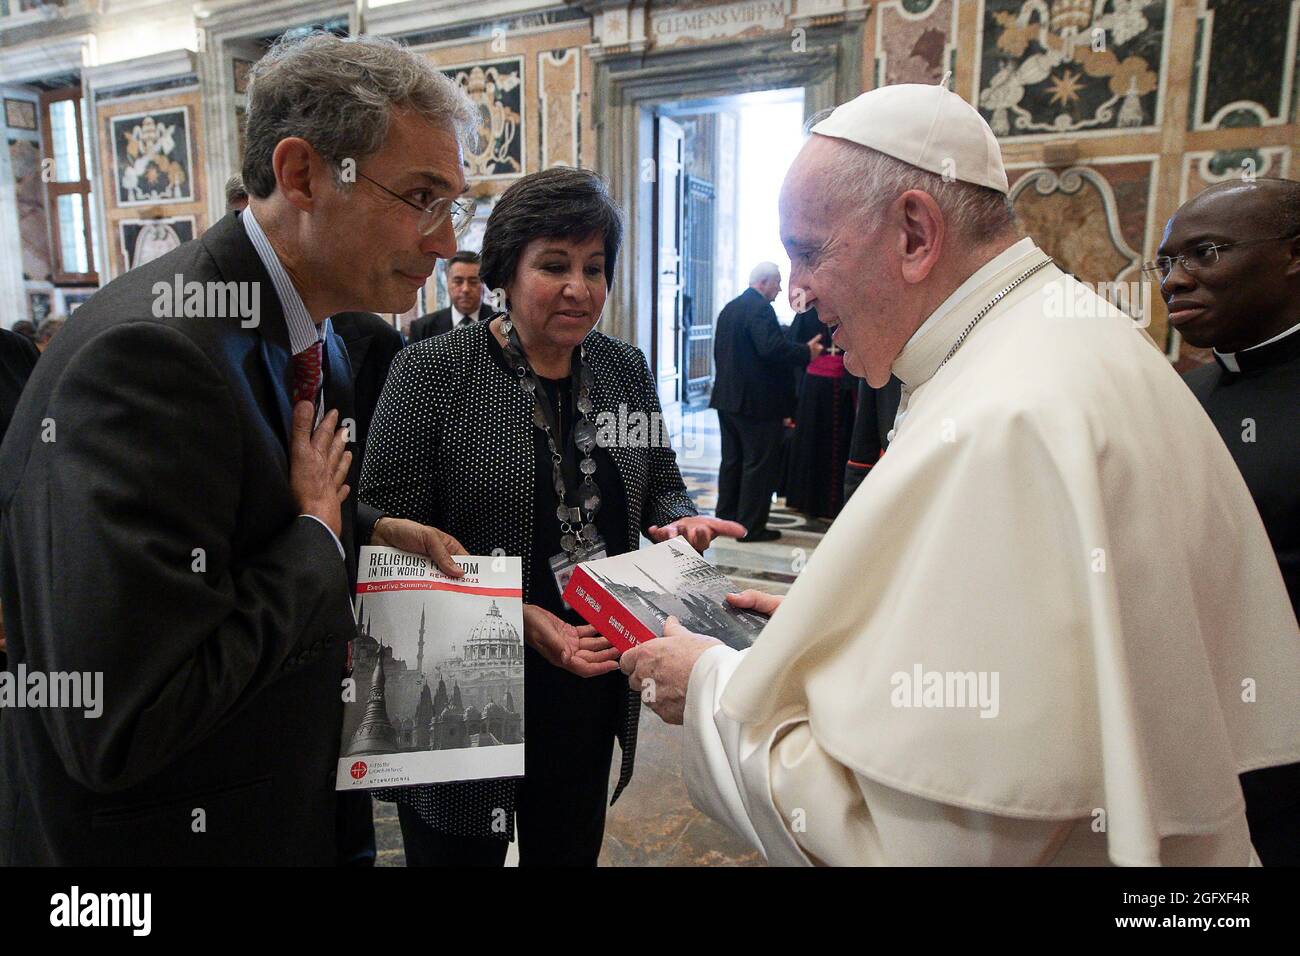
[1164,177,1300,866]
[783,308,856,519]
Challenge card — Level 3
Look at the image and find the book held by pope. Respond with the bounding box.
[563,539,764,653]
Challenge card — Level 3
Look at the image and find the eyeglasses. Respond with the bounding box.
[355,171,476,238]
[1142,232,1300,281]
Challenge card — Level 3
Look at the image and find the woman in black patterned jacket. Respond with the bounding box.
[359,167,744,866]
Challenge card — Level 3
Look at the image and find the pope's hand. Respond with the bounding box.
[620,616,721,725]
[371,517,468,578]
[647,516,747,553]
[523,604,620,678]
[725,589,784,617]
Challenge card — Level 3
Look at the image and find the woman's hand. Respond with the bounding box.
[523,604,620,678]
[647,516,747,553]
[725,589,784,618]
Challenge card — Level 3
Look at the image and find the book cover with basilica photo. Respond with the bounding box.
[564,539,766,654]
[336,547,525,791]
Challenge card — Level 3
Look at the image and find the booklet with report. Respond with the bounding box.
[562,538,766,653]
[336,547,525,792]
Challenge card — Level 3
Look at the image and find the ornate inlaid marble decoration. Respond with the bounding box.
[109,107,194,206]
[235,105,247,166]
[1180,147,1293,202]
[4,98,37,131]
[117,215,195,271]
[1007,159,1159,342]
[27,290,51,325]
[1189,0,1298,130]
[874,0,957,87]
[440,58,524,180]
[977,0,1168,138]
[8,138,51,282]
[232,58,253,96]
[539,48,580,169]
[1009,161,1152,282]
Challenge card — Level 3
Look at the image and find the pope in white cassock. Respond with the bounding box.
[619,81,1300,866]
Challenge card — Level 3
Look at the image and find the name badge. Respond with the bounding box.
[549,538,607,606]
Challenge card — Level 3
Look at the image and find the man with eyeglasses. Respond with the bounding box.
[0,33,475,865]
[1156,177,1300,866]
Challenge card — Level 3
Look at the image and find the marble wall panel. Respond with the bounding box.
[1189,0,1298,130]
[1009,159,1154,281]
[8,137,51,283]
[1180,146,1293,201]
[96,88,207,278]
[976,0,1169,138]
[1008,158,1161,343]
[415,23,595,313]
[874,0,957,86]
[109,105,195,206]
[441,56,525,180]
[538,47,580,169]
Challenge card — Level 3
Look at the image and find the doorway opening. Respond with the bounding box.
[650,87,806,413]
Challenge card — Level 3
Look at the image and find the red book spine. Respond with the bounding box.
[564,566,658,653]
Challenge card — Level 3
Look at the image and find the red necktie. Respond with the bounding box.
[291,340,323,407]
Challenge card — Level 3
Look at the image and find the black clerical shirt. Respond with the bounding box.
[1183,321,1300,866]
[1183,323,1300,619]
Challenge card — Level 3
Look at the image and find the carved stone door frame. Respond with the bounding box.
[593,20,864,357]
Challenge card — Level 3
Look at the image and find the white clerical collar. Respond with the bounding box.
[892,237,1043,388]
[1213,319,1300,373]
[241,205,325,355]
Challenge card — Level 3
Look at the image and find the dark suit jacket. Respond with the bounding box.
[709,287,809,419]
[329,312,405,464]
[408,304,492,342]
[0,329,38,447]
[0,211,379,865]
[0,329,38,671]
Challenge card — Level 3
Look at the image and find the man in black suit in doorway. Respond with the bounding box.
[0,32,474,866]
[710,262,821,542]
[408,250,494,340]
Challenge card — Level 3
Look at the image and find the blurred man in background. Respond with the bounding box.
[408,250,492,340]
[710,262,821,542]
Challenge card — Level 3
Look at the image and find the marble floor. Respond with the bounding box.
[374,408,832,866]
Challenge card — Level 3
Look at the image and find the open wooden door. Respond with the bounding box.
[653,115,685,407]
